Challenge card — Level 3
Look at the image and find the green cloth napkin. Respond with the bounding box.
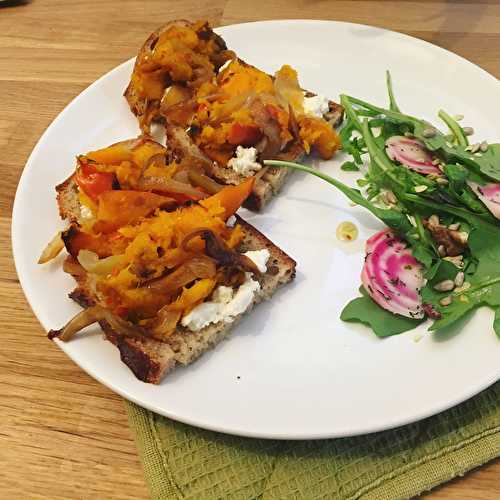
[126,382,500,499]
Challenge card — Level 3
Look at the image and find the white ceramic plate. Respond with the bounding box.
[12,20,500,439]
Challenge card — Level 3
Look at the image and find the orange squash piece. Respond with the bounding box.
[94,190,175,233]
[200,177,255,220]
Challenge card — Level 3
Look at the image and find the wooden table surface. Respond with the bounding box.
[1,1,499,498]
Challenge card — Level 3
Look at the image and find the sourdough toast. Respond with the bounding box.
[51,154,296,383]
[124,20,344,211]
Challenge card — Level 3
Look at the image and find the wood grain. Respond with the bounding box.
[0,1,498,498]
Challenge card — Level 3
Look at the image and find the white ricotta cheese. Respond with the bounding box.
[303,94,329,118]
[181,273,261,332]
[227,146,262,177]
[243,249,270,273]
[80,205,94,221]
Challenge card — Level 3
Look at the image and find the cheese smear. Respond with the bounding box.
[227,146,262,177]
[181,249,270,332]
[303,94,329,118]
[243,249,270,273]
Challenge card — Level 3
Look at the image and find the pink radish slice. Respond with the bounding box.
[385,136,441,175]
[468,181,500,219]
[361,228,425,319]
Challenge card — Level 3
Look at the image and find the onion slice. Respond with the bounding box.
[77,250,127,276]
[468,181,500,219]
[361,228,425,319]
[48,305,148,341]
[138,176,208,200]
[385,136,441,175]
[181,229,261,275]
[38,232,65,264]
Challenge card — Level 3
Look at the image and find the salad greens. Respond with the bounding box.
[265,74,500,339]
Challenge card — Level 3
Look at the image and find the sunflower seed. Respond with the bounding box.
[454,271,465,287]
[448,222,460,230]
[480,141,489,152]
[469,143,480,154]
[436,177,449,185]
[422,128,436,138]
[414,185,428,193]
[443,255,464,268]
[440,296,453,306]
[434,279,455,292]
[429,214,440,226]
[438,244,447,257]
[463,127,474,136]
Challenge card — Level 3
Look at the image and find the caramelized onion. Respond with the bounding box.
[249,99,282,157]
[144,153,167,170]
[62,257,86,277]
[138,176,208,200]
[145,255,216,294]
[38,232,65,264]
[181,229,260,274]
[48,305,145,341]
[188,170,223,194]
[148,307,182,340]
[77,250,127,276]
[211,91,256,125]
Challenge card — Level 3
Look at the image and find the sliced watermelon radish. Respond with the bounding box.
[361,228,425,319]
[468,181,500,219]
[385,136,441,175]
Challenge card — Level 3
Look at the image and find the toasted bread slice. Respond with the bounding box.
[124,20,344,211]
[64,217,295,383]
[54,166,296,384]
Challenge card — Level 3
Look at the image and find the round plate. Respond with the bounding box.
[12,20,500,439]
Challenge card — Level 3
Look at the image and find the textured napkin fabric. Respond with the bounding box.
[126,382,500,499]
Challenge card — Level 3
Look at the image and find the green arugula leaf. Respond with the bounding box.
[341,288,424,337]
[341,161,360,172]
[422,223,500,331]
[342,94,500,182]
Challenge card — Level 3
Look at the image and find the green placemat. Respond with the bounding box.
[126,382,500,499]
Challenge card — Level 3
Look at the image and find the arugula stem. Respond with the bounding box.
[386,70,400,112]
[414,213,437,254]
[340,95,363,132]
[263,160,368,208]
[438,110,468,147]
[401,193,499,228]
[453,276,500,296]
[341,94,418,124]
[360,119,406,189]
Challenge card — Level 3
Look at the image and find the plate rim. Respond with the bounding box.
[12,19,500,440]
